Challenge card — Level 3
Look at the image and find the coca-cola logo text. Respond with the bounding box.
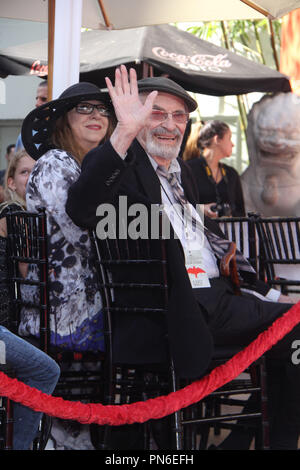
[152,47,232,73]
[30,60,48,76]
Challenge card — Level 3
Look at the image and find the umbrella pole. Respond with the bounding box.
[142,63,154,78]
[98,0,112,28]
[268,19,280,71]
[240,0,269,17]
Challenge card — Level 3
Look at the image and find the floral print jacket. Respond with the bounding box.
[19,149,104,351]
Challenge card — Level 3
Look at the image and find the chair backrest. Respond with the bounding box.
[254,216,300,294]
[0,364,14,450]
[6,208,50,353]
[89,229,185,449]
[90,230,170,368]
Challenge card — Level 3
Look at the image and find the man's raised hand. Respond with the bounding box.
[106,65,157,156]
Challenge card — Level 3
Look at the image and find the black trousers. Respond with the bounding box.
[195,278,300,448]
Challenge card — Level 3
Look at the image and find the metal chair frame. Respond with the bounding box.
[254,216,300,294]
[90,229,183,449]
[0,365,14,450]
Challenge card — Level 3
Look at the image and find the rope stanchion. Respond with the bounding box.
[0,302,300,426]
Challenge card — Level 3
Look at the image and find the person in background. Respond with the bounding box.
[0,149,35,297]
[15,81,48,152]
[0,144,15,203]
[184,120,245,218]
[0,150,60,450]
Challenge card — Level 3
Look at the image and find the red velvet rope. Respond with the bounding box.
[0,302,300,426]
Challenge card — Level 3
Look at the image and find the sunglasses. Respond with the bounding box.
[150,110,189,124]
[75,103,110,116]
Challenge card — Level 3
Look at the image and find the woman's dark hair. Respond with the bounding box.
[197,120,230,151]
[52,107,116,164]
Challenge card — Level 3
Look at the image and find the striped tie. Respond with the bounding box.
[156,166,188,208]
[156,165,255,273]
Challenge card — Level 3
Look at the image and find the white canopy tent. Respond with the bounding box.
[1,0,300,98]
[2,1,300,28]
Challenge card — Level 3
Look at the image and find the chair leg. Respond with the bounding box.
[257,357,270,450]
[169,364,184,450]
[89,423,112,450]
[198,399,215,450]
[0,397,14,450]
[3,397,14,450]
[182,403,199,450]
[32,414,53,450]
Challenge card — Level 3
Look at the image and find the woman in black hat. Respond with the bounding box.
[19,82,115,353]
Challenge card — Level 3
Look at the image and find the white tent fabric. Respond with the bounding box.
[1,0,300,29]
[1,0,299,97]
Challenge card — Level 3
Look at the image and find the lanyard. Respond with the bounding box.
[201,156,228,185]
[200,157,229,206]
[158,175,196,244]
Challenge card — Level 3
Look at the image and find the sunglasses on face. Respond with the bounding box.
[75,102,110,116]
[150,109,189,124]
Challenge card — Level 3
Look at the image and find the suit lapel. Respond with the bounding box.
[131,140,162,204]
[179,161,198,207]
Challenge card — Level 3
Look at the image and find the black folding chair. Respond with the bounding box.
[90,228,182,450]
[6,208,106,449]
[254,216,300,295]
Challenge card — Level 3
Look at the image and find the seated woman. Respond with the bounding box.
[18,82,115,352]
[0,150,60,450]
[184,120,245,218]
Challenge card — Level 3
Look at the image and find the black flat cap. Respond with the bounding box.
[137,77,198,112]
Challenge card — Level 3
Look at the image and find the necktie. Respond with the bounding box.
[156,166,189,208]
[156,165,255,274]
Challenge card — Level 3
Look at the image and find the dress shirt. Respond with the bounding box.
[149,155,281,301]
[115,146,280,300]
[148,155,220,279]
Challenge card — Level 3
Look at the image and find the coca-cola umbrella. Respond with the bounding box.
[0,24,291,96]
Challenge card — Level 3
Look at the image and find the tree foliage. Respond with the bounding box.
[183,19,282,69]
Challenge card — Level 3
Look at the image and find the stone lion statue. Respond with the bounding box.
[241,92,300,216]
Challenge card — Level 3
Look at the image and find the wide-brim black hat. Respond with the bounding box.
[137,76,198,112]
[21,82,111,160]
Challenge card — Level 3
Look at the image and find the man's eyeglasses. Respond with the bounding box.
[150,110,189,124]
[75,103,110,116]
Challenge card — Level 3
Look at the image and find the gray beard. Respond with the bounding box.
[144,127,183,161]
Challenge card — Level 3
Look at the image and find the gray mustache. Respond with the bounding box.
[151,126,181,139]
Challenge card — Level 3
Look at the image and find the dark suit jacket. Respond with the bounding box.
[66,139,268,378]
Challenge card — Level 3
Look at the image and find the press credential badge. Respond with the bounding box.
[184,249,211,289]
